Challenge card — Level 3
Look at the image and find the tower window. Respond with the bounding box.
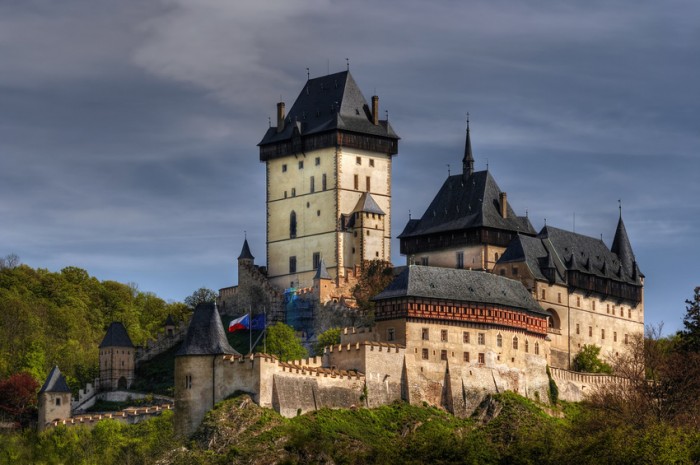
[369,158,375,167]
[420,256,429,266]
[289,256,297,273]
[354,175,359,190]
[56,398,61,406]
[282,164,287,172]
[456,252,464,269]
[440,350,447,361]
[315,157,320,166]
[356,156,361,165]
[497,334,502,347]
[463,331,470,344]
[310,176,315,193]
[589,326,593,337]
[441,330,448,342]
[313,252,321,270]
[366,176,371,191]
[422,348,429,359]
[387,328,395,341]
[478,353,485,364]
[535,342,540,355]
[298,160,304,169]
[291,188,296,197]
[322,174,327,191]
[421,328,429,340]
[512,336,519,350]
[478,333,485,345]
[290,211,297,238]
[463,352,470,362]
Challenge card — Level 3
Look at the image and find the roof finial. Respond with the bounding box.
[618,199,622,218]
[345,58,349,71]
[447,164,451,176]
[268,117,271,128]
[544,218,547,226]
[385,110,389,121]
[408,209,411,220]
[306,67,310,80]
[244,230,247,240]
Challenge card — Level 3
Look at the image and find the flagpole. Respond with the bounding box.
[263,307,267,354]
[249,305,252,355]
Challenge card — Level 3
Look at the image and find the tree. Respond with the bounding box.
[0,372,39,426]
[679,286,700,353]
[572,344,612,373]
[352,260,394,314]
[0,253,20,270]
[266,323,307,361]
[184,287,217,309]
[313,327,341,356]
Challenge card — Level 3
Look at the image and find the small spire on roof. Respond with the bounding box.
[618,199,622,218]
[462,113,474,178]
[306,67,310,80]
[345,58,349,71]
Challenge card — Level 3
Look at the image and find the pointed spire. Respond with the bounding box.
[313,258,332,280]
[462,114,474,178]
[611,210,637,278]
[238,238,254,261]
[39,366,71,393]
[176,302,238,356]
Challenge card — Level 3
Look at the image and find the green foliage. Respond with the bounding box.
[313,327,341,356]
[184,287,217,309]
[572,344,612,373]
[0,263,190,388]
[265,322,307,361]
[353,259,394,314]
[680,286,700,353]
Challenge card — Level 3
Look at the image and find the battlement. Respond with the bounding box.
[46,404,172,430]
[325,341,404,354]
[278,363,364,380]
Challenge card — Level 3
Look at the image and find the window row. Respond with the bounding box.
[355,156,375,167]
[281,157,322,172]
[283,174,328,199]
[576,324,629,344]
[353,174,371,191]
[288,252,323,274]
[420,328,540,354]
[540,290,635,319]
[420,349,487,364]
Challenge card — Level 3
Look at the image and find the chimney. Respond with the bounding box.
[276,102,285,133]
[499,192,508,218]
[371,95,379,125]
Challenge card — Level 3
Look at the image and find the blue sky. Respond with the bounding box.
[1,0,698,334]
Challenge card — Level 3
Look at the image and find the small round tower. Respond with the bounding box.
[99,322,135,391]
[37,366,72,432]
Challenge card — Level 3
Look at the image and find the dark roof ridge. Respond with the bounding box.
[238,238,255,261]
[39,366,71,394]
[176,302,239,356]
[99,322,134,348]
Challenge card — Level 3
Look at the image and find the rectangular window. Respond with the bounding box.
[441,330,448,342]
[607,304,610,314]
[354,174,359,190]
[387,328,395,341]
[456,251,464,269]
[440,350,447,361]
[420,256,429,266]
[558,293,562,303]
[312,252,320,270]
[315,157,320,166]
[512,266,519,276]
[625,334,629,344]
[366,176,371,191]
[478,333,485,345]
[463,331,470,344]
[576,323,580,335]
[541,289,546,300]
[282,164,287,172]
[614,332,617,342]
[291,187,296,197]
[421,328,429,341]
[356,156,361,165]
[577,296,581,307]
[369,158,375,167]
[601,329,605,340]
[422,348,429,360]
[478,353,485,364]
[592,301,596,311]
[310,176,315,193]
[289,256,296,273]
[463,352,470,362]
[322,174,327,191]
[589,326,593,337]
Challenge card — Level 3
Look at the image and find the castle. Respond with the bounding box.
[175,70,644,436]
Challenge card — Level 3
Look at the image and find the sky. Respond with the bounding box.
[1,0,698,334]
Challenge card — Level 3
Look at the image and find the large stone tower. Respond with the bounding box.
[174,302,238,437]
[98,322,135,391]
[37,366,72,431]
[258,71,400,292]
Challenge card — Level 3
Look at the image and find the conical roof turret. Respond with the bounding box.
[313,258,332,280]
[39,366,71,393]
[611,214,638,278]
[238,238,254,261]
[176,302,238,356]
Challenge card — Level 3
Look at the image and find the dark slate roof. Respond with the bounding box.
[498,225,642,286]
[238,238,255,261]
[611,216,641,278]
[373,265,545,315]
[352,192,385,215]
[398,171,535,238]
[259,71,399,147]
[39,366,71,393]
[164,314,176,327]
[313,259,332,280]
[99,322,134,348]
[176,302,239,356]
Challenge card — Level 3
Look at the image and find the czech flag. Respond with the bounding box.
[228,314,250,333]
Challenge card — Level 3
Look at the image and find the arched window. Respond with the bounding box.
[547,309,561,330]
[534,342,540,355]
[512,336,519,350]
[290,211,297,238]
[525,339,529,353]
[497,334,503,347]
